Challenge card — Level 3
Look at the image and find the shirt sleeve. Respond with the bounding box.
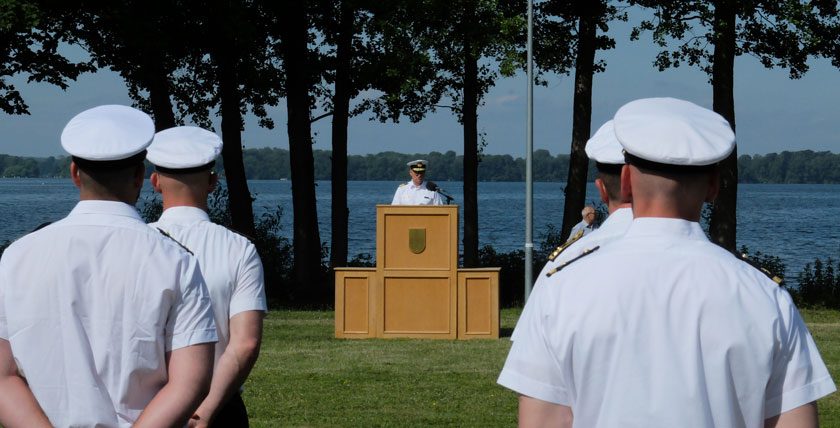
[391,186,402,205]
[764,290,836,417]
[230,243,267,317]
[498,284,573,406]
[431,190,443,205]
[165,255,218,352]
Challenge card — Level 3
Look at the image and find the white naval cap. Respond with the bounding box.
[585,120,624,165]
[147,126,223,172]
[61,105,155,162]
[613,97,735,169]
[407,159,428,172]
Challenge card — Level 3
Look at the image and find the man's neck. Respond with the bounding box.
[607,202,632,215]
[161,192,208,212]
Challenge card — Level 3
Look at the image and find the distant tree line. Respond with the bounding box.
[6,149,840,184]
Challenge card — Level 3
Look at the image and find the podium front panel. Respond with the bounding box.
[380,275,456,338]
[377,205,458,271]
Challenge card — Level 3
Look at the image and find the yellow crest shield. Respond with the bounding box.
[409,228,426,254]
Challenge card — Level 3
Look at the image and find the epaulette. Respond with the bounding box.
[224,225,256,243]
[737,252,784,286]
[546,246,600,277]
[31,222,52,232]
[399,183,407,187]
[157,228,194,255]
[9,221,53,245]
[548,230,584,261]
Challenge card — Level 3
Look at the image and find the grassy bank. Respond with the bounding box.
[244,309,840,427]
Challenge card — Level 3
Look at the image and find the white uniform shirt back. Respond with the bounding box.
[0,200,217,427]
[150,206,267,369]
[499,218,835,427]
[514,207,634,342]
[391,181,443,205]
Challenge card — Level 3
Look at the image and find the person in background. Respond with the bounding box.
[0,105,217,427]
[147,126,267,428]
[568,205,597,239]
[539,120,633,278]
[391,159,443,205]
[499,97,835,427]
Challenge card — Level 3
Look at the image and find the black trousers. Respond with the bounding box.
[210,393,249,428]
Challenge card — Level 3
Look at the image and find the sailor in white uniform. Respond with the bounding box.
[539,120,633,279]
[499,98,835,428]
[0,105,217,428]
[147,126,267,428]
[515,121,634,342]
[391,159,443,205]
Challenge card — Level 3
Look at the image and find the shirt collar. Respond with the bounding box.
[158,206,211,223]
[624,217,708,241]
[69,200,143,221]
[602,207,633,228]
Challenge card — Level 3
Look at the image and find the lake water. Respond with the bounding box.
[0,178,837,282]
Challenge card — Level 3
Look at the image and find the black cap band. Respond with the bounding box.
[72,151,147,171]
[154,161,216,175]
[623,152,717,174]
[594,162,623,175]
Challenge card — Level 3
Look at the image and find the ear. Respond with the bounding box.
[595,178,609,204]
[150,172,163,194]
[704,171,720,203]
[620,165,633,203]
[70,162,82,188]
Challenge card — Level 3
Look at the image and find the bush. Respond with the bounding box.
[796,255,840,309]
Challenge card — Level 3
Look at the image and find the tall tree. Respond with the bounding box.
[0,0,91,115]
[422,0,523,267]
[631,0,839,251]
[531,0,625,241]
[276,0,325,299]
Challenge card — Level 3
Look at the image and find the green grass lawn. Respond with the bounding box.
[244,308,840,427]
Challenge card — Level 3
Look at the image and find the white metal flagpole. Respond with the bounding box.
[524,0,534,302]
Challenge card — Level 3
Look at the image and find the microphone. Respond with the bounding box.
[425,181,453,204]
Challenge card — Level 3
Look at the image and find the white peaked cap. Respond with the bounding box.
[61,105,155,160]
[147,126,223,169]
[613,97,735,166]
[585,120,624,165]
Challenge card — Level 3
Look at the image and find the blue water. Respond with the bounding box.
[1,178,837,281]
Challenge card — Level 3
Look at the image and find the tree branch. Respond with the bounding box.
[310,111,333,123]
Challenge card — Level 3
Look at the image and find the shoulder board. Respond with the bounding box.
[223,225,256,243]
[399,183,407,187]
[157,228,194,256]
[9,221,53,245]
[31,222,52,232]
[548,230,585,261]
[546,246,600,277]
[737,252,784,286]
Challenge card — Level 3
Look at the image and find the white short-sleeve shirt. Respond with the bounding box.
[514,207,634,342]
[0,200,217,427]
[150,206,267,369]
[391,181,443,205]
[499,218,835,427]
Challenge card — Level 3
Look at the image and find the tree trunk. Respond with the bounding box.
[462,7,479,268]
[281,1,323,299]
[560,8,596,241]
[709,0,737,251]
[146,58,176,132]
[214,13,256,238]
[330,0,352,268]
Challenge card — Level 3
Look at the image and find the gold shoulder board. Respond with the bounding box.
[738,253,784,286]
[548,230,585,261]
[157,228,194,256]
[547,246,600,277]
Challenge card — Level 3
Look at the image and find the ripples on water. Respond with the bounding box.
[1,178,837,282]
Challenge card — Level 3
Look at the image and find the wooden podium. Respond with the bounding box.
[335,205,499,339]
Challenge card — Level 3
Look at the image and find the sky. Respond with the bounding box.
[0,12,838,159]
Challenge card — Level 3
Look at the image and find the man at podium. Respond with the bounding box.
[391,159,444,205]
